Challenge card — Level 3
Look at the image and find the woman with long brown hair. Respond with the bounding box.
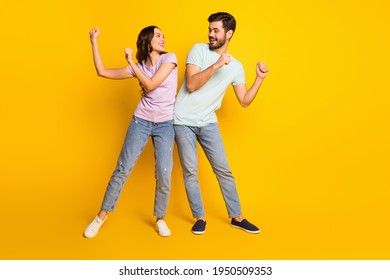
[84,26,177,238]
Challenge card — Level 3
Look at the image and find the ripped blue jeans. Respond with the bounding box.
[100,115,174,218]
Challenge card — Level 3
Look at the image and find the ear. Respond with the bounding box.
[227,30,233,40]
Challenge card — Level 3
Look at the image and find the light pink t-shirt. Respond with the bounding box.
[127,52,177,123]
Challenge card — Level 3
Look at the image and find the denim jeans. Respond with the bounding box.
[174,123,242,218]
[101,115,174,218]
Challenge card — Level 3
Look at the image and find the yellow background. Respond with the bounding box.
[0,0,389,259]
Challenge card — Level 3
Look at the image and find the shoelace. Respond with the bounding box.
[88,218,102,233]
[157,221,169,232]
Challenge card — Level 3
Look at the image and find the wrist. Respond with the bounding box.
[256,75,265,82]
[212,63,221,71]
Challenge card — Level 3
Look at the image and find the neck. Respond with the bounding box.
[146,51,160,66]
[212,42,229,55]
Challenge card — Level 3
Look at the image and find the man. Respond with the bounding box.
[174,12,269,234]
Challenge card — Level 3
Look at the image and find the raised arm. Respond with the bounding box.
[89,28,133,80]
[233,61,269,108]
[185,53,231,92]
[125,48,176,92]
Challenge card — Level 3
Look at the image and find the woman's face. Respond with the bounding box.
[150,28,165,53]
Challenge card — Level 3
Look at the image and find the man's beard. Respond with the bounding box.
[209,35,227,50]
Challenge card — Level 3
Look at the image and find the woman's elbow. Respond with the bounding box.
[143,84,156,92]
[96,69,108,78]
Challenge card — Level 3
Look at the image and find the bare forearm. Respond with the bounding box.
[187,64,218,92]
[238,77,265,108]
[237,61,269,107]
[90,40,131,80]
[128,61,155,91]
[88,28,132,80]
[90,39,107,77]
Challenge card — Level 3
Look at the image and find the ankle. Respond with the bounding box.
[97,211,107,220]
[233,216,244,222]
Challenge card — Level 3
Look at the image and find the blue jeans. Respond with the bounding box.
[101,116,174,218]
[174,123,242,218]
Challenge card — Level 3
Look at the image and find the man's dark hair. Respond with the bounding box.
[208,12,236,36]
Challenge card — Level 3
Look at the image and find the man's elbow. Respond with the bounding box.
[186,82,197,93]
[240,101,251,108]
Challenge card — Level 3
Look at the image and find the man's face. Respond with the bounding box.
[208,21,227,50]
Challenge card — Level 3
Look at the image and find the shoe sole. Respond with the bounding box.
[191,220,206,235]
[156,229,171,237]
[191,230,206,235]
[231,224,260,234]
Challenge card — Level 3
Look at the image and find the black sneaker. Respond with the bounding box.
[191,220,206,234]
[231,219,260,234]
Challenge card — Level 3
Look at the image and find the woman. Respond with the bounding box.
[84,26,177,238]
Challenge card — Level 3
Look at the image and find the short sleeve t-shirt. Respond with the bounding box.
[127,52,177,123]
[174,43,245,126]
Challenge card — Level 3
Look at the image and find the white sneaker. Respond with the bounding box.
[84,216,107,238]
[156,220,171,237]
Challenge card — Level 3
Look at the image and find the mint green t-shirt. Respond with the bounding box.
[174,43,246,127]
